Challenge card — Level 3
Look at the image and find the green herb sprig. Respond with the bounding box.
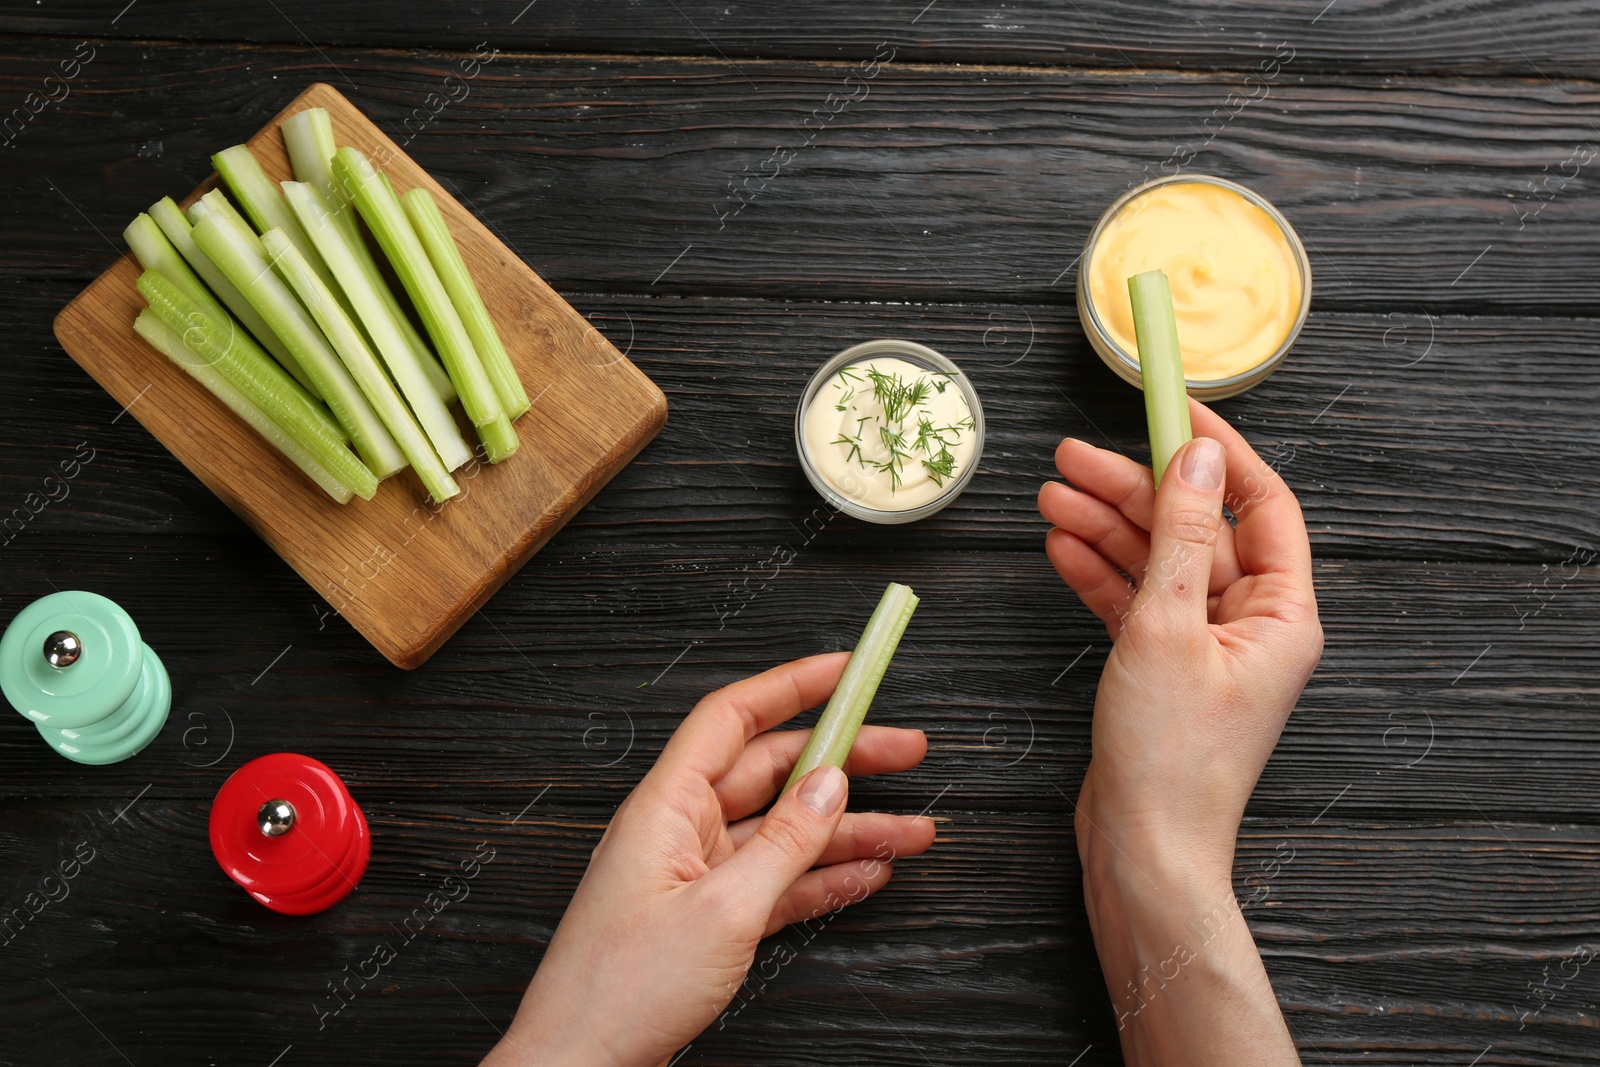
[827,362,970,495]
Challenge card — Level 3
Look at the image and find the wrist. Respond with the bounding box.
[1084,854,1247,1031]
[482,988,625,1067]
[1077,801,1236,902]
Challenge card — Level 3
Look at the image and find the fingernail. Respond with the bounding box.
[798,765,847,816]
[1179,437,1225,490]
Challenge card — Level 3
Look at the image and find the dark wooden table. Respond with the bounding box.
[2,4,1597,1064]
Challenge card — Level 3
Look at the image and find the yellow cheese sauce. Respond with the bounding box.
[801,357,976,511]
[1087,181,1303,381]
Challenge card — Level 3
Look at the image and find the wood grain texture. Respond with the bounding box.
[8,281,1596,565]
[1,13,1598,1067]
[51,83,668,668]
[4,1,1600,77]
[3,42,1600,312]
[3,801,1599,1066]
[0,548,1592,829]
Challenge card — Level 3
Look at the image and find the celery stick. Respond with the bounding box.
[128,211,343,438]
[191,211,407,479]
[134,310,354,504]
[126,210,326,400]
[402,187,529,419]
[213,144,343,298]
[263,228,460,503]
[148,196,309,389]
[281,108,454,406]
[1127,270,1193,486]
[136,269,377,499]
[282,110,455,406]
[281,108,342,205]
[783,582,920,793]
[125,212,226,317]
[334,148,510,449]
[475,412,519,465]
[284,180,473,472]
[188,188,255,238]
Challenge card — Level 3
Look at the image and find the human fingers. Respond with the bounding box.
[760,857,897,938]
[1188,402,1313,583]
[1054,435,1243,590]
[729,811,935,869]
[1045,527,1132,639]
[1038,480,1151,581]
[1054,437,1156,528]
[1132,437,1228,634]
[656,652,850,783]
[708,765,849,910]
[714,725,928,821]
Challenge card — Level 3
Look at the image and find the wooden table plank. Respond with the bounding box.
[0,43,1597,311]
[3,800,1597,1065]
[0,544,1592,826]
[3,1,1599,77]
[5,281,1595,564]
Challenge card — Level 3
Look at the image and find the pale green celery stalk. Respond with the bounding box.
[281,108,341,203]
[148,196,309,391]
[263,228,460,503]
[135,269,377,499]
[125,212,227,312]
[283,179,473,472]
[213,144,344,299]
[126,212,324,403]
[333,148,513,459]
[782,582,920,794]
[282,109,456,406]
[402,187,529,419]
[191,211,408,478]
[1127,269,1193,486]
[475,411,518,462]
[188,188,255,236]
[133,309,354,504]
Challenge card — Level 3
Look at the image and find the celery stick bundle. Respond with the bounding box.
[125,107,528,504]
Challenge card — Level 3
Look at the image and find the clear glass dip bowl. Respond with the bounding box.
[1076,173,1312,401]
[795,339,985,524]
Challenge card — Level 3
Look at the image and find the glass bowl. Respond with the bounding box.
[1076,173,1312,401]
[794,339,985,524]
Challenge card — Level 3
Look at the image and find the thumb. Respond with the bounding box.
[715,765,847,905]
[1136,437,1227,630]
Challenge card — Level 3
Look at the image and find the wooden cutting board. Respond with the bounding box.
[53,82,667,669]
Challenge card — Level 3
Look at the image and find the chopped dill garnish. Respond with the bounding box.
[906,377,932,409]
[877,423,907,458]
[822,360,969,496]
[922,446,957,487]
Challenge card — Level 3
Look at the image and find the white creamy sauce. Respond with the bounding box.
[802,357,976,511]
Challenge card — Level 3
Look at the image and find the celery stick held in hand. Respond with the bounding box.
[482,586,930,1067]
[481,397,1320,1067]
[1040,402,1321,1065]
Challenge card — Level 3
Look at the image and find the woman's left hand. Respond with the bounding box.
[481,652,935,1067]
